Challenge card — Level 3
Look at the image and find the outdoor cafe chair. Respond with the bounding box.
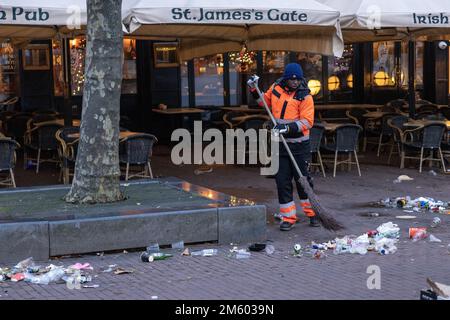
[119,133,158,181]
[5,113,33,146]
[387,116,409,164]
[387,99,407,109]
[27,114,59,131]
[0,138,20,188]
[310,124,326,177]
[320,124,363,177]
[346,109,368,127]
[55,127,80,184]
[223,111,248,129]
[440,107,450,120]
[23,123,63,173]
[397,123,447,173]
[417,104,439,114]
[0,96,19,112]
[32,110,59,116]
[377,113,401,157]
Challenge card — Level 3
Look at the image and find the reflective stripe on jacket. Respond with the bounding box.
[261,81,314,143]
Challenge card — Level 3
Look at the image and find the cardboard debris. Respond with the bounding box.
[114,267,134,275]
[427,278,450,298]
[395,215,416,219]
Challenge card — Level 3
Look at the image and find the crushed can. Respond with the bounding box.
[430,217,441,228]
[409,227,427,239]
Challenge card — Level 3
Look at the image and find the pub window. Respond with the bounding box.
[181,61,189,107]
[52,39,64,96]
[122,38,137,94]
[194,54,224,106]
[0,40,18,102]
[400,42,409,88]
[70,37,138,96]
[70,37,86,96]
[372,41,396,87]
[261,51,288,90]
[415,41,424,88]
[229,50,257,105]
[297,52,323,100]
[327,44,354,102]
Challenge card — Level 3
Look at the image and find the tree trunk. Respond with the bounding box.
[66,0,124,204]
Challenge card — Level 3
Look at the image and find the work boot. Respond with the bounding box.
[280,221,295,231]
[309,216,320,227]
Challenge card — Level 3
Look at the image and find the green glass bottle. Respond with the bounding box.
[140,252,173,262]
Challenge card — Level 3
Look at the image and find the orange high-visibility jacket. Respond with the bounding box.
[258,81,314,143]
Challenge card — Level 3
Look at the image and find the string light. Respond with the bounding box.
[70,37,86,95]
[229,47,257,72]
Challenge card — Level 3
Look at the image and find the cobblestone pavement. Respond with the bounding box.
[1,150,450,300]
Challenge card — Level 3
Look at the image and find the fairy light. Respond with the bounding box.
[229,47,257,72]
[70,37,86,95]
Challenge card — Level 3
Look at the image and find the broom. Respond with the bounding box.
[250,75,344,231]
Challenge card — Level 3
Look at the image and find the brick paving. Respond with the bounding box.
[1,148,450,300]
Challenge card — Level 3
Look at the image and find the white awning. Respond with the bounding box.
[317,0,450,42]
[123,0,344,59]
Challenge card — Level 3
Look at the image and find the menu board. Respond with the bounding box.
[0,42,16,73]
[0,42,16,95]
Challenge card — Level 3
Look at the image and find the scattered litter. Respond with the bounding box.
[123,250,128,254]
[101,265,117,273]
[429,170,437,176]
[235,249,251,259]
[182,248,190,256]
[396,215,416,220]
[431,217,441,228]
[151,296,158,300]
[11,273,25,282]
[265,245,275,255]
[367,212,379,217]
[68,263,93,271]
[140,252,173,262]
[194,166,213,175]
[403,210,414,213]
[191,249,218,257]
[429,234,442,243]
[146,243,160,253]
[410,227,428,242]
[380,196,449,214]
[171,241,185,250]
[83,284,99,289]
[136,203,141,206]
[393,175,414,183]
[423,278,450,300]
[229,247,239,253]
[248,243,266,252]
[114,268,134,275]
[26,267,65,285]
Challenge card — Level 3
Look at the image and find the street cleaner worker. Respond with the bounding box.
[248,63,319,231]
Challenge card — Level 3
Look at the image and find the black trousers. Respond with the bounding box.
[275,141,313,204]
